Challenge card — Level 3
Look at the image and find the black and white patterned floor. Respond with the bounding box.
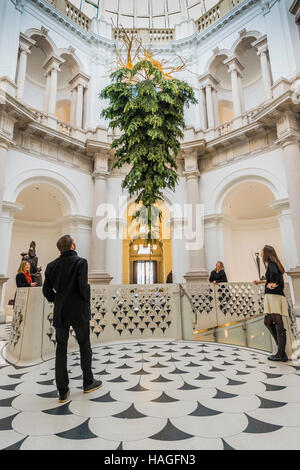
[1,324,300,450]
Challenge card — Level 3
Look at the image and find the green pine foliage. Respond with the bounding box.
[100,60,197,242]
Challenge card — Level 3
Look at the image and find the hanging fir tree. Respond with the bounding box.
[100,51,197,243]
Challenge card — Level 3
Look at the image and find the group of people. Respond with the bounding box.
[15,237,289,403]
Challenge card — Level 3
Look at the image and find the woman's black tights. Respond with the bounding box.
[264,314,287,357]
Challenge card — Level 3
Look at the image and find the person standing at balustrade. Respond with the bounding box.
[16,261,37,288]
[43,235,102,403]
[209,261,228,284]
[254,245,288,362]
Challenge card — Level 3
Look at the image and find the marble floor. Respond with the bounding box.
[1,323,300,450]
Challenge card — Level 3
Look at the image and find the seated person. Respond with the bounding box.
[209,261,228,284]
[16,261,37,288]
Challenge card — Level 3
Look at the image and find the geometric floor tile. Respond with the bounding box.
[1,328,300,450]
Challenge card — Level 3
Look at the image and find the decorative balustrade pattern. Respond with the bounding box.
[196,5,221,33]
[5,282,299,366]
[113,28,175,44]
[44,0,245,37]
[45,0,91,32]
[186,282,296,331]
[195,0,243,33]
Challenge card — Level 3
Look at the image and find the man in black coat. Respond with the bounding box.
[43,235,101,402]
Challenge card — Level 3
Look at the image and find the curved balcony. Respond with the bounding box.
[4,282,299,367]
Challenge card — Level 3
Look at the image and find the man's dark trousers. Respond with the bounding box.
[55,321,93,394]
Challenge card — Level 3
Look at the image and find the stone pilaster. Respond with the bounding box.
[89,150,113,285]
[16,33,36,100]
[224,56,245,119]
[199,73,219,130]
[43,55,64,123]
[276,111,300,315]
[69,72,90,129]
[183,149,208,283]
[252,35,273,102]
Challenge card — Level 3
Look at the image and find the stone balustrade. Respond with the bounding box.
[45,0,92,32]
[44,0,245,38]
[4,282,299,367]
[195,0,243,34]
[113,28,175,44]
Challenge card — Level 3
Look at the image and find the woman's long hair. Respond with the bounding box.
[216,261,225,272]
[18,260,29,274]
[262,245,285,274]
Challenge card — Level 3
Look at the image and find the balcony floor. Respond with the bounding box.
[0,324,300,450]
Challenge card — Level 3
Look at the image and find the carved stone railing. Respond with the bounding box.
[216,120,233,136]
[185,282,299,356]
[195,0,243,33]
[4,284,186,366]
[113,28,175,44]
[45,0,92,32]
[4,282,299,366]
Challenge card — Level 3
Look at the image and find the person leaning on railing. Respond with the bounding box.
[253,245,288,362]
[209,261,228,284]
[16,260,37,288]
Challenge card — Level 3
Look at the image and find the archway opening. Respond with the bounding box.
[4,182,71,317]
[122,201,173,284]
[234,36,265,111]
[222,181,285,282]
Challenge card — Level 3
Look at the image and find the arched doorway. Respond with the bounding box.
[222,181,285,281]
[4,182,71,314]
[122,201,172,285]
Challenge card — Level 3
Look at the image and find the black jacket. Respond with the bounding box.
[42,250,91,327]
[209,269,228,283]
[16,273,31,288]
[265,261,285,297]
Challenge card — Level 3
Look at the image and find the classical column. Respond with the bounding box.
[199,73,219,130]
[276,111,300,315]
[252,35,273,101]
[269,199,298,272]
[89,151,113,285]
[16,33,36,100]
[69,72,90,129]
[199,86,208,130]
[206,85,215,129]
[224,56,245,118]
[43,55,64,117]
[183,150,208,283]
[0,202,22,324]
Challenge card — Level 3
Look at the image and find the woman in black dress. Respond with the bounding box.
[254,245,288,362]
[209,261,228,284]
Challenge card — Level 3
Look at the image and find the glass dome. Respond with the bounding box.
[72,0,219,28]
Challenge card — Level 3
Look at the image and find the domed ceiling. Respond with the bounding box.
[72,0,219,28]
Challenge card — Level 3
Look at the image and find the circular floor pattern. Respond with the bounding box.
[1,324,300,450]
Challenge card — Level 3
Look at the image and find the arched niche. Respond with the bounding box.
[5,181,73,311]
[221,181,285,282]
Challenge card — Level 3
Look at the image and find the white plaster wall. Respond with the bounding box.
[200,148,289,214]
[223,219,285,282]
[0,0,22,80]
[243,79,266,111]
[200,147,298,282]
[3,149,94,217]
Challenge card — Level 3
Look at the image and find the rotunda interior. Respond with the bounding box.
[0,0,300,451]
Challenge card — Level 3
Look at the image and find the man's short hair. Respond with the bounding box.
[57,235,74,253]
